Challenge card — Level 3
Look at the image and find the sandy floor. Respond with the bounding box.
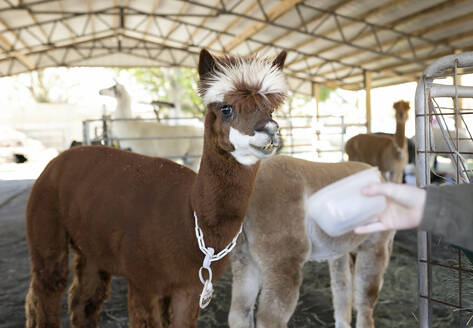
[0,179,470,327]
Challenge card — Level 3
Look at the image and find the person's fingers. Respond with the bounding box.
[362,183,415,207]
[353,222,388,234]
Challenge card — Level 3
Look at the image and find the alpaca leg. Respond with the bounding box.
[228,253,260,328]
[167,289,200,328]
[128,284,162,328]
[68,253,111,327]
[329,254,353,328]
[255,265,303,328]
[25,212,69,328]
[353,232,394,328]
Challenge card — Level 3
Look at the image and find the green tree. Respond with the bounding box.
[121,67,205,118]
[23,68,79,103]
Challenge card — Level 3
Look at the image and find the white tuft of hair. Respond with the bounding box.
[202,57,288,105]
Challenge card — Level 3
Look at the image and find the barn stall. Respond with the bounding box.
[1,0,473,327]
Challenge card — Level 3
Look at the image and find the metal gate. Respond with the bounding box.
[416,52,473,327]
[81,114,347,163]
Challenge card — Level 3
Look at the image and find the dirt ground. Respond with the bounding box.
[0,179,470,327]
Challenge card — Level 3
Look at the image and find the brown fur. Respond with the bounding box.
[229,156,394,328]
[25,49,287,328]
[345,100,410,183]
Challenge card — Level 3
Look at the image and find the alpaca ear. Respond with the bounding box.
[272,50,287,70]
[199,49,216,78]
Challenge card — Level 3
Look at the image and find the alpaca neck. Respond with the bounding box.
[114,92,132,119]
[190,113,259,247]
[394,121,406,148]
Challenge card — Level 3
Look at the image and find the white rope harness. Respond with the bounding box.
[193,211,242,309]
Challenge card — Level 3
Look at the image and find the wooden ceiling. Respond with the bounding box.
[0,0,473,94]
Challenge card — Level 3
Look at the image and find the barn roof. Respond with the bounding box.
[1,0,472,93]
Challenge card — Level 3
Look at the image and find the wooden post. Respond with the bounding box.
[312,82,321,158]
[364,70,372,133]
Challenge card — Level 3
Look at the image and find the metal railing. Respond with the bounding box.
[415,51,473,328]
[82,114,348,163]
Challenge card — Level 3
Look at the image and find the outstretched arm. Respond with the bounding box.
[355,182,473,251]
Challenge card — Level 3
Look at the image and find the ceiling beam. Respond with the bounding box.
[142,0,161,36]
[0,33,34,69]
[316,27,473,81]
[25,8,49,42]
[183,0,220,47]
[162,2,190,41]
[0,17,34,69]
[0,30,116,61]
[288,0,467,70]
[56,1,76,38]
[121,30,355,90]
[86,0,96,36]
[249,0,355,56]
[204,1,264,51]
[286,0,413,67]
[224,0,303,52]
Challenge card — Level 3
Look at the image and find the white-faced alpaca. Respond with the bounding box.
[345,100,411,183]
[99,82,204,171]
[229,156,394,328]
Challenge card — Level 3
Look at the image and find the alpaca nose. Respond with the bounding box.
[255,120,280,146]
[255,120,279,136]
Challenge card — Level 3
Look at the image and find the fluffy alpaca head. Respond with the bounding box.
[198,52,288,106]
[393,100,410,123]
[197,49,287,166]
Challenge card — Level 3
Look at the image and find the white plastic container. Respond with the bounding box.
[307,167,386,237]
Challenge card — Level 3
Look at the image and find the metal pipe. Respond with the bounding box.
[430,84,473,98]
[82,120,90,145]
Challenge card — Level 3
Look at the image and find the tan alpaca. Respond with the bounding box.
[345,100,410,183]
[229,156,394,328]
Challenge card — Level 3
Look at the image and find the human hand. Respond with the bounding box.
[354,183,427,234]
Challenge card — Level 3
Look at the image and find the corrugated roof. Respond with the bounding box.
[0,0,472,93]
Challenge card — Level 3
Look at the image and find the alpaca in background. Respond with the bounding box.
[345,100,411,183]
[99,82,204,171]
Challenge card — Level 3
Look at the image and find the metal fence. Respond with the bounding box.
[415,52,473,327]
[82,114,347,163]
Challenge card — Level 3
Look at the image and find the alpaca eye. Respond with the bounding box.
[220,105,233,119]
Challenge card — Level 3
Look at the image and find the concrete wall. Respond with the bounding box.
[0,102,103,151]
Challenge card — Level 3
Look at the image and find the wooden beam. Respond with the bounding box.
[335,31,473,83]
[250,0,355,56]
[0,18,29,50]
[288,0,468,70]
[364,71,372,133]
[312,82,321,157]
[286,0,413,67]
[205,1,264,50]
[163,2,190,40]
[0,18,34,69]
[86,0,96,36]
[224,0,303,52]
[56,1,76,38]
[113,0,119,28]
[26,11,49,42]
[0,30,116,61]
[143,0,161,36]
[184,5,219,46]
[0,33,34,69]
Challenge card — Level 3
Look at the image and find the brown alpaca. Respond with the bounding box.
[229,156,394,328]
[24,49,288,328]
[345,100,410,183]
